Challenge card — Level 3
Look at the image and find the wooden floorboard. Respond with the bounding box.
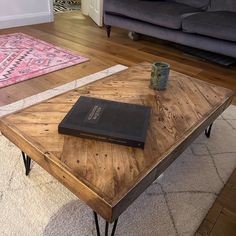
[0,11,236,235]
[196,169,236,236]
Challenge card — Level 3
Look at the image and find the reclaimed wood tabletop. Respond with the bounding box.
[0,62,234,222]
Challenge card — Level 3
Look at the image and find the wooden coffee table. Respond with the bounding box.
[0,63,234,236]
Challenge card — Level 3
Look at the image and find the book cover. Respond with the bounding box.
[58,96,151,148]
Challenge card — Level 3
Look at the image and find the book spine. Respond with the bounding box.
[58,127,144,149]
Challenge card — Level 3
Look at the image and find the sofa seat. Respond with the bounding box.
[182,11,236,42]
[104,0,201,29]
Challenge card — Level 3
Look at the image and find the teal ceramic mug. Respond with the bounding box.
[150,62,170,90]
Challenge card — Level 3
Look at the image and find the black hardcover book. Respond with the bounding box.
[58,96,151,148]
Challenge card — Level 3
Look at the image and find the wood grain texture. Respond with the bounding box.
[0,63,234,222]
[196,168,236,236]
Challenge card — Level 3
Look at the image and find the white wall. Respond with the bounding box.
[0,0,54,29]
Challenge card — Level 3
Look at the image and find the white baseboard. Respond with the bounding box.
[0,12,54,29]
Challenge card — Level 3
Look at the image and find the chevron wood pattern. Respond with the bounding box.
[0,62,234,222]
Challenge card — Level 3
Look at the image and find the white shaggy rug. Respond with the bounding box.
[0,76,236,235]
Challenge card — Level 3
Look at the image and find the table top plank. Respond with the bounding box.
[0,62,234,222]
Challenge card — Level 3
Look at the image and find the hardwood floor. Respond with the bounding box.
[196,169,236,236]
[0,11,236,235]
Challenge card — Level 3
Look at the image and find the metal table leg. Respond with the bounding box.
[205,123,213,138]
[93,211,119,236]
[21,151,32,176]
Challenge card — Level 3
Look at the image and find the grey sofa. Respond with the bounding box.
[104,0,236,58]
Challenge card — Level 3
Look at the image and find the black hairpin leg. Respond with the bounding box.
[21,151,31,176]
[93,211,118,236]
[205,123,213,138]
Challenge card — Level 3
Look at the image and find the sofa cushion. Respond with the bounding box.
[104,0,201,29]
[170,0,209,9]
[182,11,236,42]
[208,0,236,12]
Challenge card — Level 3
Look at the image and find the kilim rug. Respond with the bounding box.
[0,33,88,88]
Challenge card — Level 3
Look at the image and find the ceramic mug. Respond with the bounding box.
[150,62,170,90]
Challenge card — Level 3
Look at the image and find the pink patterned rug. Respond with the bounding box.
[0,33,89,88]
